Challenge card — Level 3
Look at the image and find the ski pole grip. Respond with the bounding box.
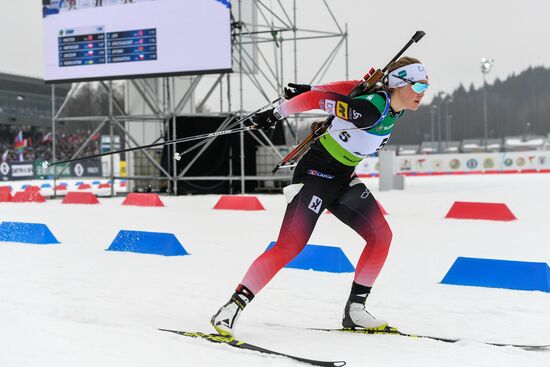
[412,31,425,42]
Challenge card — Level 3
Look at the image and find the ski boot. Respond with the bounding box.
[342,299,388,330]
[211,286,253,337]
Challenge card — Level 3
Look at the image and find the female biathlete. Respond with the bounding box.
[211,56,429,336]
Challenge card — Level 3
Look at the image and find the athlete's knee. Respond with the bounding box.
[364,220,392,251]
[379,221,392,244]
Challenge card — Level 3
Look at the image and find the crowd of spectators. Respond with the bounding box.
[0,126,99,163]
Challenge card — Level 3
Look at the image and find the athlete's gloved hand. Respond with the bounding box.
[251,108,282,131]
[284,83,311,100]
[310,121,323,133]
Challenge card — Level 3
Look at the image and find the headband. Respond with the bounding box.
[388,63,428,89]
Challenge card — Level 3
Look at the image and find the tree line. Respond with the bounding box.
[392,66,550,145]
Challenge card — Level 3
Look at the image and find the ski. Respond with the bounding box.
[308,326,550,350]
[159,329,346,367]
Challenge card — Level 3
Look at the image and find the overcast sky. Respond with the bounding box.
[1,0,549,103]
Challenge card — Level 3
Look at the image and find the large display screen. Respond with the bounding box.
[43,0,232,83]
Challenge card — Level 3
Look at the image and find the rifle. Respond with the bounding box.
[272,30,426,174]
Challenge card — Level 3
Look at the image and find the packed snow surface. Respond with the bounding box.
[1,174,549,366]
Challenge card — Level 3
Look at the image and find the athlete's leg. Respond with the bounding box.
[211,178,334,336]
[239,179,330,295]
[329,179,392,288]
[328,178,392,329]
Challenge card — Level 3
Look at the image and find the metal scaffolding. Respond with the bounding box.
[50,0,349,195]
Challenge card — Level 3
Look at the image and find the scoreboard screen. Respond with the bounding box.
[43,0,232,83]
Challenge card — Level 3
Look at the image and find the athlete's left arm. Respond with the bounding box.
[276,90,382,129]
[311,80,362,95]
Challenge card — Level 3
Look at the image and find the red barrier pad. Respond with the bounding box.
[0,186,11,192]
[25,185,41,192]
[0,191,12,202]
[54,185,68,191]
[78,184,92,190]
[213,195,265,211]
[122,193,165,207]
[62,192,100,204]
[98,183,111,189]
[12,191,46,203]
[445,201,516,221]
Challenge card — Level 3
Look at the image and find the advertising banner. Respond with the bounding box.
[34,159,103,178]
[0,161,35,181]
[355,151,550,176]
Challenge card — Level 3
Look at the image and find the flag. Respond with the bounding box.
[14,131,27,152]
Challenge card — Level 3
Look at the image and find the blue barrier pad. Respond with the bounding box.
[107,230,188,256]
[265,242,354,273]
[441,257,550,292]
[0,222,60,245]
[41,183,52,188]
[92,181,101,185]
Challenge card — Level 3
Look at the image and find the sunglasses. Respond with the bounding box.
[392,75,429,93]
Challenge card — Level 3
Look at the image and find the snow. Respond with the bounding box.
[1,174,550,367]
[506,138,545,146]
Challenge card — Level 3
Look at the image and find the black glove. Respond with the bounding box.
[251,108,281,131]
[284,83,311,100]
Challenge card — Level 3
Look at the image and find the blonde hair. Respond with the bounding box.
[388,56,421,73]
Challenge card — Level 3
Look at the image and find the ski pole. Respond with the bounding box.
[41,125,256,168]
[172,97,282,160]
[42,99,281,168]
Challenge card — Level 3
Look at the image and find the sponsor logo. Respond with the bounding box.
[360,189,370,199]
[87,167,100,174]
[483,158,494,169]
[466,159,478,169]
[376,123,395,131]
[538,156,547,165]
[0,162,9,176]
[351,109,362,120]
[397,70,408,78]
[366,95,374,101]
[11,164,33,177]
[504,158,513,167]
[308,195,323,214]
[324,99,336,115]
[307,169,334,180]
[516,157,525,167]
[432,160,443,170]
[416,158,426,169]
[449,159,460,170]
[336,101,349,119]
[74,163,84,177]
